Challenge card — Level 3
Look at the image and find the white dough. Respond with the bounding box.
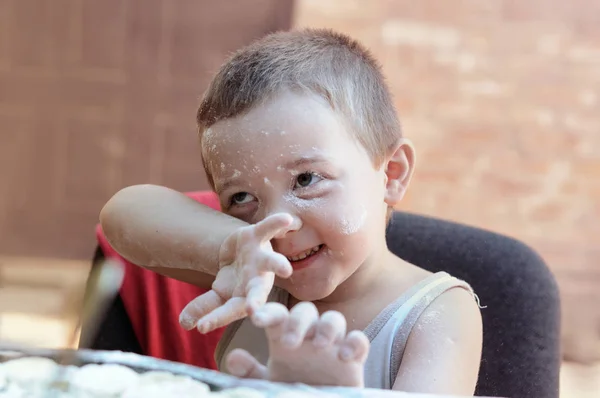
[214,387,267,398]
[70,363,140,396]
[0,357,285,397]
[1,357,58,386]
[122,371,211,398]
[0,367,7,390]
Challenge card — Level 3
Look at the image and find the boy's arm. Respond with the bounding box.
[99,184,247,290]
[391,288,483,395]
[100,184,294,333]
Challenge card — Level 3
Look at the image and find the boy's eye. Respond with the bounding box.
[230,192,254,205]
[294,172,322,188]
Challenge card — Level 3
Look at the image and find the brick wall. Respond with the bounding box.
[294,0,600,363]
[0,0,294,259]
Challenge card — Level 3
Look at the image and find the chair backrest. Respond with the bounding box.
[386,212,561,398]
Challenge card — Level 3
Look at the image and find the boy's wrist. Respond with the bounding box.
[217,228,239,270]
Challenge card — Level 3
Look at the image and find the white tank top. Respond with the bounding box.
[215,271,477,389]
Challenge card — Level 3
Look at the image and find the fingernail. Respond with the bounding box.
[179,314,195,331]
[197,321,210,334]
[252,312,267,326]
[340,346,352,361]
[282,333,299,347]
[247,301,259,314]
[312,334,328,348]
[253,307,267,317]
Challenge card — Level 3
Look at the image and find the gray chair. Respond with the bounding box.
[386,212,561,398]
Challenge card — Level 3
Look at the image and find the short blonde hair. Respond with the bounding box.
[197,28,402,184]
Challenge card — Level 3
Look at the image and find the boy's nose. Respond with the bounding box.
[262,209,302,237]
[286,213,302,233]
[273,212,302,237]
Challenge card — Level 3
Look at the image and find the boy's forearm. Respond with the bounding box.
[99,184,246,285]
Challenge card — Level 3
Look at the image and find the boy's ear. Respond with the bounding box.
[383,138,416,207]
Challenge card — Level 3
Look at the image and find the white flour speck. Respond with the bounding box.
[339,204,367,234]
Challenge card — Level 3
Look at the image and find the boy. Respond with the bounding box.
[100,29,482,394]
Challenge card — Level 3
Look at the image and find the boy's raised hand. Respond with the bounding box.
[179,213,294,334]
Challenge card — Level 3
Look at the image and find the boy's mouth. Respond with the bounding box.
[286,244,325,262]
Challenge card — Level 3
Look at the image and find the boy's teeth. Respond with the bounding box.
[288,245,321,262]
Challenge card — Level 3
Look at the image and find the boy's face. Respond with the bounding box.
[203,91,393,301]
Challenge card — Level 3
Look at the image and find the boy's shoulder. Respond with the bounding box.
[421,286,483,330]
[371,262,482,337]
[388,272,483,392]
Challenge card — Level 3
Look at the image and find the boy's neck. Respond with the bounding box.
[304,250,430,332]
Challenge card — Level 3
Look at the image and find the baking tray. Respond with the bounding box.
[0,345,347,397]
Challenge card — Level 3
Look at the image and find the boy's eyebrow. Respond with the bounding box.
[215,178,239,195]
[284,154,332,169]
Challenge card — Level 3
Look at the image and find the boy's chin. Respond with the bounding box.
[281,283,338,303]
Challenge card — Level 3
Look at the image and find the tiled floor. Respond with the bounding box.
[0,256,597,397]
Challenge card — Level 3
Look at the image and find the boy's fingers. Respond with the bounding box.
[252,302,290,339]
[339,331,370,363]
[281,302,319,349]
[253,213,294,243]
[313,310,347,348]
[254,252,292,278]
[195,296,247,334]
[245,275,274,315]
[225,349,269,380]
[179,290,224,331]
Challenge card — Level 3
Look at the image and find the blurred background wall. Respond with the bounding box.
[0,0,598,387]
[0,0,293,259]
